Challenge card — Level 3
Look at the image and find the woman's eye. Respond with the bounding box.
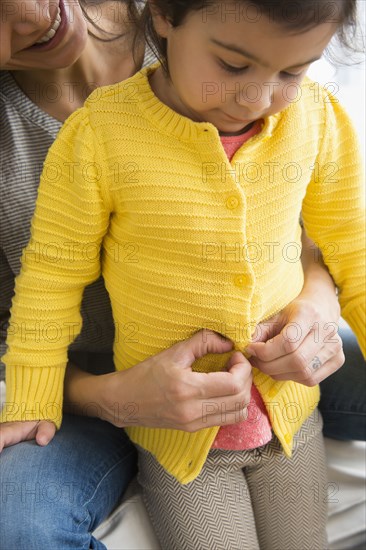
[219,60,249,74]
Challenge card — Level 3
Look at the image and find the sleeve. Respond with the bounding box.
[302,90,365,356]
[0,108,112,427]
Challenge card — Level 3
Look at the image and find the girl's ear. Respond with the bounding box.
[148,0,172,38]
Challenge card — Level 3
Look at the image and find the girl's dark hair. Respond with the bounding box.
[141,0,362,73]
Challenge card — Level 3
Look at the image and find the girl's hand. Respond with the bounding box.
[64,330,252,432]
[0,420,56,452]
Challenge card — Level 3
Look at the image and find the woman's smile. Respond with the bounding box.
[26,0,67,52]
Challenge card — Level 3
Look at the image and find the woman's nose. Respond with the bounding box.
[10,0,53,36]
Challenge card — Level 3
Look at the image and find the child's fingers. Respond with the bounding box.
[35,421,56,446]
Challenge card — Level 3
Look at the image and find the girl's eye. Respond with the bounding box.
[280,71,303,80]
[219,60,249,74]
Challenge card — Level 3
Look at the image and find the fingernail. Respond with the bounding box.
[246,347,256,357]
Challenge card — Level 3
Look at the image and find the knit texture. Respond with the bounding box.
[2,64,365,483]
[213,121,273,450]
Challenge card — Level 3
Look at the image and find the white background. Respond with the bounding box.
[307,0,365,154]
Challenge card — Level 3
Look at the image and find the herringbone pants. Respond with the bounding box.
[138,410,328,550]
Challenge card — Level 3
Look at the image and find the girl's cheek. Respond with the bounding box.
[286,86,299,102]
[282,80,304,105]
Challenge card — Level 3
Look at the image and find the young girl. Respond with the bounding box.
[1,0,364,548]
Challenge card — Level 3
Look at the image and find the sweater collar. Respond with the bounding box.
[134,63,282,143]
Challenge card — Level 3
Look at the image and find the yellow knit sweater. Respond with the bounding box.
[2,65,365,483]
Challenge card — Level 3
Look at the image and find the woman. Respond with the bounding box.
[0,0,361,548]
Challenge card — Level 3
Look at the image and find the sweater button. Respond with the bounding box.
[226,196,239,210]
[234,274,246,288]
[268,387,277,398]
[284,433,292,444]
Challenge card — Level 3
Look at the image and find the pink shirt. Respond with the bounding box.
[212,121,272,450]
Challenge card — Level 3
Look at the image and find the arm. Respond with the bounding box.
[63,330,253,431]
[301,90,365,355]
[247,91,365,383]
[0,107,110,430]
[1,330,253,450]
[246,230,344,386]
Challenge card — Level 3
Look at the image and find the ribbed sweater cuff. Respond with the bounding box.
[343,302,366,358]
[0,366,65,428]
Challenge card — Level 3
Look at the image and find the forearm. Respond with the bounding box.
[62,331,252,432]
[301,231,338,301]
[63,362,108,419]
[63,362,136,426]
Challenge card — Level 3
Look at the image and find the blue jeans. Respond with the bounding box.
[319,325,366,441]
[0,413,137,550]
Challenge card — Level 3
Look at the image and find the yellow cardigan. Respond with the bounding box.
[2,65,365,483]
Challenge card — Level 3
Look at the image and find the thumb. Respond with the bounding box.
[225,350,252,372]
[251,314,282,344]
[35,421,56,447]
[185,329,233,363]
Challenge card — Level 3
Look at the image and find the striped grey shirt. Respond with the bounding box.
[0,47,156,380]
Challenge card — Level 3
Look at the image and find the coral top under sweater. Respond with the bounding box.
[2,64,365,484]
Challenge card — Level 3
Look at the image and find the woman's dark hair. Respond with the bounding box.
[79,0,144,49]
[141,0,362,73]
[77,0,147,67]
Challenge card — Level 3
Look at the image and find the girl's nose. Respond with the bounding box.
[236,81,274,114]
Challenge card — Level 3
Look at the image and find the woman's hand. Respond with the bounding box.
[0,420,56,452]
[246,234,344,387]
[64,330,252,432]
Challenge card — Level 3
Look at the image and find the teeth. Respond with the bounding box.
[36,8,61,44]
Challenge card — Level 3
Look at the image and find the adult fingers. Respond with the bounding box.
[264,333,345,385]
[225,350,250,372]
[0,421,37,452]
[173,390,251,432]
[250,314,282,343]
[250,328,343,378]
[187,355,252,430]
[174,329,233,366]
[185,358,251,401]
[247,299,334,363]
[270,352,345,386]
[247,320,310,362]
[35,420,57,446]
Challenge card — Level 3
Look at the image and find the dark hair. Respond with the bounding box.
[79,0,144,52]
[142,0,362,73]
[76,0,146,69]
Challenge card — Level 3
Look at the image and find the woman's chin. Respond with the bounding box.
[5,33,87,71]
